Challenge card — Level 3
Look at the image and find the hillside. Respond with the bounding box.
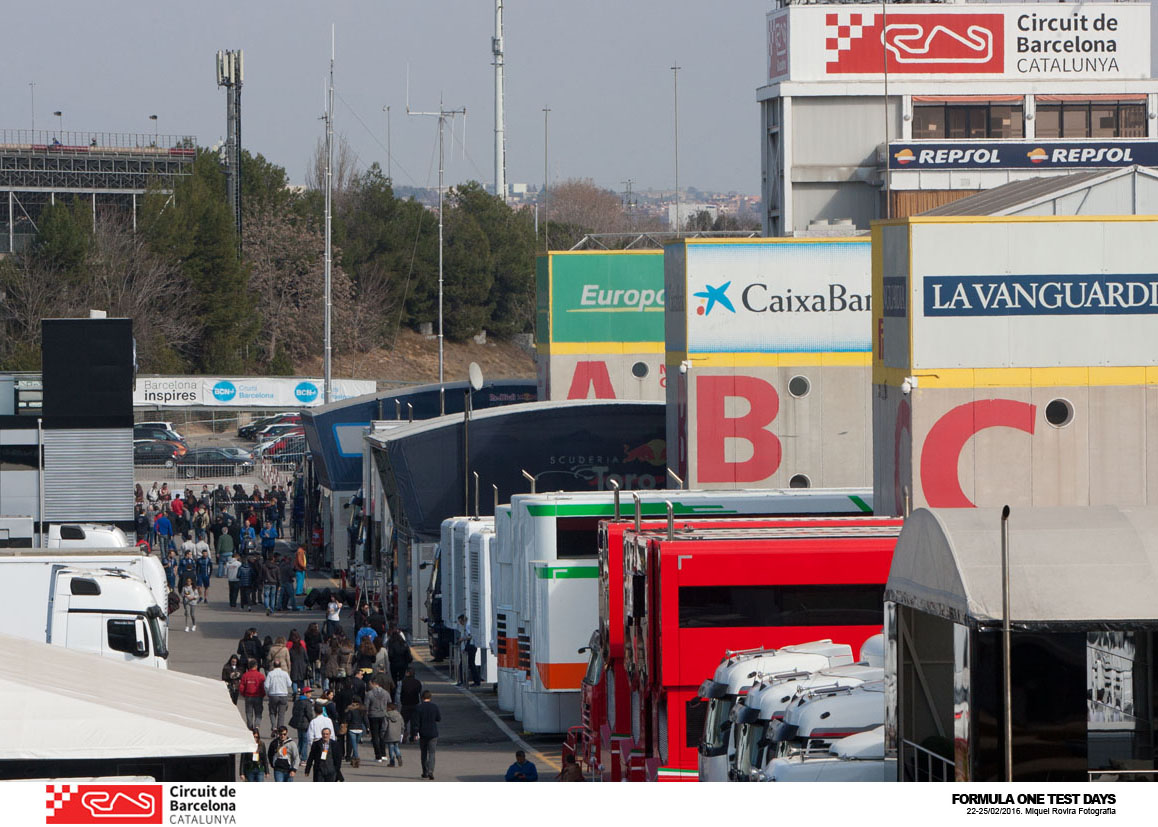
[298,329,537,387]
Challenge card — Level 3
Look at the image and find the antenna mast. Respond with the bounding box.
[216,49,244,256]
[409,94,466,385]
[323,28,334,404]
[493,0,507,201]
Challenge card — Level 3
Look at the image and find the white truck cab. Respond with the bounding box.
[1,561,168,668]
[767,725,896,782]
[697,641,854,782]
[48,524,131,548]
[760,681,886,777]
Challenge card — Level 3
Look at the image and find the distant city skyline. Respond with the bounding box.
[4,1,772,196]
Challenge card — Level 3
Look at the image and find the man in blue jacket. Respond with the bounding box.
[505,750,538,782]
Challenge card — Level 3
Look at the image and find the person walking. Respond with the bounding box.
[240,729,269,782]
[305,703,334,759]
[221,654,243,705]
[289,688,314,766]
[399,669,423,742]
[154,510,174,554]
[239,658,266,731]
[457,614,480,687]
[265,661,293,736]
[387,629,413,687]
[505,749,539,781]
[304,728,339,782]
[262,555,281,615]
[278,553,297,611]
[195,547,213,603]
[267,636,291,673]
[260,520,278,561]
[267,727,298,782]
[383,702,404,768]
[238,555,257,610]
[343,698,368,769]
[225,554,242,608]
[365,678,390,763]
[288,629,310,693]
[237,628,262,665]
[415,690,440,779]
[324,594,343,640]
[304,622,323,688]
[177,548,196,588]
[216,526,234,578]
[557,753,585,781]
[180,577,198,632]
[294,544,307,596]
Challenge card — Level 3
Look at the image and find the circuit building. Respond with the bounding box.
[759,1,1158,235]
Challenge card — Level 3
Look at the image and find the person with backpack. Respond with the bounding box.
[399,669,423,743]
[238,659,266,731]
[221,654,243,705]
[343,698,368,769]
[238,556,257,610]
[383,702,405,768]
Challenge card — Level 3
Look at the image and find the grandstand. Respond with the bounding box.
[0,129,196,254]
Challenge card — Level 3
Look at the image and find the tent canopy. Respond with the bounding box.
[886,506,1158,629]
[0,635,253,761]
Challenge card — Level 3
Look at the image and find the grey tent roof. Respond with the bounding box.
[886,506,1158,629]
[920,166,1158,217]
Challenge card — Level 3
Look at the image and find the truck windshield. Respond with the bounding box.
[736,722,766,777]
[702,696,735,751]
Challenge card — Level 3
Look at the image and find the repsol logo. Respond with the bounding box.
[925,274,1158,316]
[579,284,664,311]
[741,282,870,313]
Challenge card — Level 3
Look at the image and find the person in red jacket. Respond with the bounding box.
[239,658,266,731]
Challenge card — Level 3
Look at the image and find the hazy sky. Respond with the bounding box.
[5,1,772,195]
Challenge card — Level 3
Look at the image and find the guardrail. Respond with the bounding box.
[899,738,954,782]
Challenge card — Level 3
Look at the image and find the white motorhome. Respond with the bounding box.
[0,559,168,668]
[697,641,855,782]
[767,725,895,782]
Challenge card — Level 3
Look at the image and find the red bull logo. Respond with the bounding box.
[624,439,667,467]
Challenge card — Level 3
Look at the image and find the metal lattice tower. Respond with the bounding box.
[216,49,244,256]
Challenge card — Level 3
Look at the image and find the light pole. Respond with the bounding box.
[382,105,392,185]
[149,114,158,145]
[53,111,62,139]
[542,105,550,252]
[29,82,35,133]
[671,63,681,236]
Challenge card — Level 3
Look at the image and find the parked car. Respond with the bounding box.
[133,439,185,466]
[175,447,255,479]
[136,420,185,441]
[238,412,300,441]
[254,422,304,442]
[255,434,308,465]
[134,425,186,446]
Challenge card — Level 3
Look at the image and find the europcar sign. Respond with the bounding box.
[768,3,1149,82]
[890,141,1158,170]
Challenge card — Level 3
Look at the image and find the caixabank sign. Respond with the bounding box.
[768,3,1150,82]
[889,141,1158,170]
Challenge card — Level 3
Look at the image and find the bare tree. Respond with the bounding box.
[305,133,360,199]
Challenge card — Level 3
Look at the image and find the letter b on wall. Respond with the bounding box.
[696,375,782,483]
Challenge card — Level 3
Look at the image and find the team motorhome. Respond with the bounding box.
[621,518,900,780]
[503,489,874,734]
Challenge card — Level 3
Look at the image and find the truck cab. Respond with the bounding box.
[48,524,130,548]
[767,725,895,782]
[762,682,886,773]
[47,567,169,668]
[697,641,854,782]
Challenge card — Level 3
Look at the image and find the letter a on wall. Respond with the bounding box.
[567,361,617,399]
[696,375,782,483]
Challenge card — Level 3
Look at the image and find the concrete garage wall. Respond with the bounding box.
[874,216,1158,514]
[667,238,873,490]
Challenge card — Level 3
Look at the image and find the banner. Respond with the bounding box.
[133,377,376,408]
[545,252,665,344]
[769,3,1150,82]
[890,141,1158,170]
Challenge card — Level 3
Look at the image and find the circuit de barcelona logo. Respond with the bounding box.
[693,282,735,316]
[924,274,1158,316]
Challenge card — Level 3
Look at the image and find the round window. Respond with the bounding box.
[788,375,811,398]
[789,474,811,489]
[631,361,649,379]
[1045,398,1074,428]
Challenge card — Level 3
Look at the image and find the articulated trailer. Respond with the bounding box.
[620,518,901,780]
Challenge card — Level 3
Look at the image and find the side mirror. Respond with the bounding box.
[134,618,149,656]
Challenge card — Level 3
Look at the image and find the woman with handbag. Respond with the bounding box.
[343,699,368,769]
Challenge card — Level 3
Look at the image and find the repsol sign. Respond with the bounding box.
[889,140,1158,170]
[924,274,1158,316]
[741,282,870,313]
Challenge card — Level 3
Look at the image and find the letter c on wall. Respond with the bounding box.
[921,400,1037,508]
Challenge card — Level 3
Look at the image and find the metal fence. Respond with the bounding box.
[899,738,954,782]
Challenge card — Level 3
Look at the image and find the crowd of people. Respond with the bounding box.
[224,602,440,782]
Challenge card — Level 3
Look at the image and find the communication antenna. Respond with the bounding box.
[322,27,335,404]
[216,49,244,255]
[493,0,507,201]
[408,88,466,384]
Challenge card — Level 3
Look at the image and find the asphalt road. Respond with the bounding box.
[164,544,563,783]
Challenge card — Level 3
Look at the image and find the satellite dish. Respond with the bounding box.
[468,362,484,391]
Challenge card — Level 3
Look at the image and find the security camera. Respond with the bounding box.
[901,379,912,395]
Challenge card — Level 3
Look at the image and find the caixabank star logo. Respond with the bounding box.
[46,784,162,824]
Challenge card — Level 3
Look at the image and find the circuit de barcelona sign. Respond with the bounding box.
[889,141,1158,170]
